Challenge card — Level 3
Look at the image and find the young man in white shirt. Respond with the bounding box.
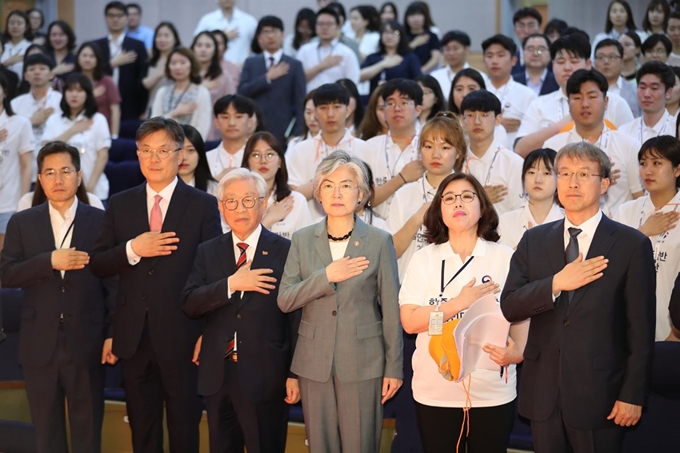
[296,7,360,92]
[666,11,680,67]
[482,34,537,149]
[11,54,62,180]
[544,69,643,217]
[286,83,368,220]
[515,34,634,157]
[193,0,257,66]
[206,95,255,182]
[593,39,640,116]
[359,78,425,219]
[431,31,488,100]
[619,61,676,148]
[461,90,525,216]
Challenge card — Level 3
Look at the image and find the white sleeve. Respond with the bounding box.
[292,192,313,232]
[607,95,634,126]
[507,157,526,211]
[285,143,307,187]
[386,190,405,234]
[151,86,166,117]
[17,117,34,153]
[399,249,428,306]
[41,115,61,143]
[192,87,212,140]
[516,98,542,138]
[345,47,361,86]
[93,114,112,151]
[624,145,643,194]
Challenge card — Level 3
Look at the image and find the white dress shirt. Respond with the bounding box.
[49,197,78,278]
[193,8,258,65]
[563,210,603,259]
[617,110,676,149]
[17,191,104,212]
[1,39,31,77]
[108,34,125,86]
[206,143,245,179]
[486,78,537,148]
[498,203,564,250]
[430,63,491,101]
[126,177,179,264]
[263,49,283,68]
[296,39,360,92]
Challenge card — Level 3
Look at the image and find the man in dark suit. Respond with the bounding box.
[501,142,656,453]
[238,15,306,146]
[0,142,117,453]
[513,34,558,96]
[93,1,148,121]
[511,7,542,75]
[182,168,300,453]
[90,118,222,453]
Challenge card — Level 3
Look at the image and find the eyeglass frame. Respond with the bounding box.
[220,196,265,211]
[40,167,78,180]
[248,151,279,162]
[441,190,478,205]
[384,100,415,110]
[319,182,360,195]
[136,147,183,160]
[556,171,604,182]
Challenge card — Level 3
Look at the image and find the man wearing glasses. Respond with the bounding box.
[513,33,559,97]
[501,141,655,453]
[0,141,117,453]
[90,117,221,453]
[182,168,300,453]
[593,39,640,117]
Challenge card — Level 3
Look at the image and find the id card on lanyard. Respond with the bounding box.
[429,256,475,335]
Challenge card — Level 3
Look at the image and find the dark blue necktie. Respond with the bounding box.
[565,227,582,303]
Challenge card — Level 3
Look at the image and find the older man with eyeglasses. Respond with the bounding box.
[90,117,221,453]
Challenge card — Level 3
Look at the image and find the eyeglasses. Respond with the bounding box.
[646,49,668,56]
[442,190,477,204]
[41,167,77,180]
[320,182,359,195]
[515,21,539,31]
[385,100,414,110]
[525,46,549,55]
[105,13,126,19]
[595,55,622,62]
[556,171,603,181]
[462,112,495,122]
[221,196,264,211]
[316,21,337,28]
[249,151,278,162]
[137,148,182,160]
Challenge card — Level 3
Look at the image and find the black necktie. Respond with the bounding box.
[268,56,275,69]
[565,227,582,303]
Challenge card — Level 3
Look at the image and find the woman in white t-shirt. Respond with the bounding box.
[1,10,33,78]
[400,172,528,453]
[614,136,680,341]
[243,131,312,240]
[498,148,564,250]
[43,74,111,200]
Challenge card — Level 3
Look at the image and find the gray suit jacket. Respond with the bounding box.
[278,217,403,383]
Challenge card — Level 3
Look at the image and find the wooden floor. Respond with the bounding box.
[0,387,530,452]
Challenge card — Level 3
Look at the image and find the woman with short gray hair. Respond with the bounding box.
[278,150,403,452]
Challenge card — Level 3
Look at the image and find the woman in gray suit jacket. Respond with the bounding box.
[278,150,403,453]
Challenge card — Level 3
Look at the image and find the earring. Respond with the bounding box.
[357,200,362,205]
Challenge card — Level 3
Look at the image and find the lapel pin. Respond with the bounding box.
[354,241,360,247]
[262,250,269,255]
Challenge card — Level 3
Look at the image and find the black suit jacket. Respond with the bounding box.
[92,36,149,120]
[237,54,306,145]
[670,273,680,331]
[501,215,656,430]
[512,69,559,96]
[90,179,222,361]
[0,203,117,368]
[182,228,300,403]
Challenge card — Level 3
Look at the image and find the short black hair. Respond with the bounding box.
[594,38,624,58]
[61,73,98,119]
[522,33,550,50]
[181,124,216,192]
[550,33,590,60]
[104,1,127,15]
[327,2,346,22]
[449,68,487,113]
[38,141,81,173]
[460,90,501,116]
[636,61,676,89]
[638,136,680,189]
[441,30,470,48]
[213,94,256,118]
[317,7,340,25]
[544,18,568,38]
[136,117,185,149]
[252,16,284,54]
[381,78,423,106]
[513,7,542,26]
[641,33,672,56]
[481,34,517,56]
[566,69,608,97]
[671,11,680,23]
[312,83,350,106]
[561,27,590,43]
[24,53,55,72]
[522,148,557,186]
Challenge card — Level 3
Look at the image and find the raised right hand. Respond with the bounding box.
[70,118,94,134]
[0,128,8,142]
[111,50,137,67]
[264,195,295,224]
[228,261,277,294]
[31,107,54,126]
[382,54,404,69]
[410,34,430,48]
[400,160,425,183]
[321,55,343,70]
[455,277,500,311]
[639,210,680,237]
[172,101,198,117]
[267,62,290,81]
[326,256,370,283]
[131,232,179,257]
[192,335,202,365]
[484,184,508,204]
[552,253,608,294]
[51,248,90,271]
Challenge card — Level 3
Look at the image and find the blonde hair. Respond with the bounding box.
[418,112,467,172]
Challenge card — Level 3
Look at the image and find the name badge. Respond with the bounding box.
[428,310,444,336]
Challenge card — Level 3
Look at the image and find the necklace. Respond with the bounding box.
[328,230,353,241]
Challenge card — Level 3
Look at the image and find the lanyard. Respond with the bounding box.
[440,256,474,297]
[465,146,501,186]
[168,82,191,112]
[316,42,338,65]
[59,220,75,249]
[315,133,352,161]
[639,114,671,144]
[384,133,416,179]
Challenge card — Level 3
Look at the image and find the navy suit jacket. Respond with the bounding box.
[90,179,222,361]
[501,215,656,430]
[0,202,117,368]
[182,228,300,402]
[513,69,559,96]
[670,273,680,331]
[238,54,306,145]
[93,36,149,120]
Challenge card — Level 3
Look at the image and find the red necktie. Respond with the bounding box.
[149,195,162,232]
[236,242,248,269]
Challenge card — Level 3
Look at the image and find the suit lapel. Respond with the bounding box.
[567,216,617,315]
[35,203,57,256]
[259,54,268,74]
[236,228,281,312]
[68,203,91,252]
[546,219,566,275]
[344,216,367,258]
[313,219,333,268]
[162,180,191,234]
[219,233,236,280]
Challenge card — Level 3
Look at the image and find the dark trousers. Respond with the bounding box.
[121,319,202,453]
[205,359,288,453]
[531,397,624,453]
[23,327,104,453]
[415,399,516,453]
